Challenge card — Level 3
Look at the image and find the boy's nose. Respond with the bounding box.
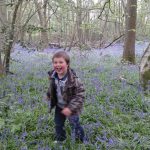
[56,65,61,68]
[57,64,61,66]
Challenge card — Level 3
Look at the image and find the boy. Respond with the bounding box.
[47,51,85,143]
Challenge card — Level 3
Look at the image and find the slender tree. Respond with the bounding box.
[0,0,7,75]
[140,43,150,92]
[76,0,84,46]
[123,0,137,64]
[0,0,23,75]
[34,0,49,49]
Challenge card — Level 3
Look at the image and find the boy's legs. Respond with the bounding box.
[68,115,84,142]
[54,106,66,141]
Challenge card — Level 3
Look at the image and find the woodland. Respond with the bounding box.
[0,0,150,149]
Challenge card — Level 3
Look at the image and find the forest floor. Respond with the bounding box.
[0,41,150,150]
[13,41,149,57]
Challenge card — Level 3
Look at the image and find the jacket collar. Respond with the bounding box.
[48,68,77,84]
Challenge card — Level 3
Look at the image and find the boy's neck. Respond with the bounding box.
[57,72,67,80]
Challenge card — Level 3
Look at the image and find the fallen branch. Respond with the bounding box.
[118,76,135,86]
[104,34,124,49]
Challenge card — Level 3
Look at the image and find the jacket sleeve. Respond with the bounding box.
[67,78,85,114]
[46,79,57,112]
[47,73,51,99]
[47,86,51,99]
[46,70,53,99]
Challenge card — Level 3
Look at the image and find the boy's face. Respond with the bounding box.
[53,57,68,77]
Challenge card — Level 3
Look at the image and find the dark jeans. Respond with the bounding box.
[54,106,84,142]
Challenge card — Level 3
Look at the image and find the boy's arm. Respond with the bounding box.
[46,87,51,101]
[46,75,51,100]
[46,70,53,100]
[67,78,85,114]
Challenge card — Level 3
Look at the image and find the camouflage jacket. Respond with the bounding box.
[47,68,85,115]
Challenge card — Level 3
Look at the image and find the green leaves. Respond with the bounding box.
[0,118,5,129]
[11,123,22,133]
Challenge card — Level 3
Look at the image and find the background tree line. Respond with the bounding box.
[1,0,149,51]
[0,0,150,90]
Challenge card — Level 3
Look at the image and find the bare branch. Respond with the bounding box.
[104,34,125,48]
[46,2,59,24]
[98,0,110,19]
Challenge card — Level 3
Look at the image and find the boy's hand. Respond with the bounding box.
[46,96,50,101]
[44,94,50,101]
[61,107,72,116]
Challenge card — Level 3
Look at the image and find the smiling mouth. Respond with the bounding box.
[56,68,62,72]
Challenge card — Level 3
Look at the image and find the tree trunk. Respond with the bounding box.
[0,53,5,76]
[76,0,84,47]
[0,0,7,24]
[5,0,23,73]
[0,0,8,75]
[34,0,49,49]
[140,43,150,92]
[123,0,137,64]
[84,11,90,43]
[0,0,7,75]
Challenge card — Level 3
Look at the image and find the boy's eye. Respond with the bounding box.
[54,61,63,64]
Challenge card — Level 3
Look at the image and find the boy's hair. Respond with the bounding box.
[52,51,70,65]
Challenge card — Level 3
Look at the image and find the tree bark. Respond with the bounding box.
[76,0,84,47]
[84,11,90,43]
[5,0,23,73]
[123,0,137,64]
[0,53,5,76]
[140,43,150,92]
[34,0,49,49]
[0,0,7,75]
